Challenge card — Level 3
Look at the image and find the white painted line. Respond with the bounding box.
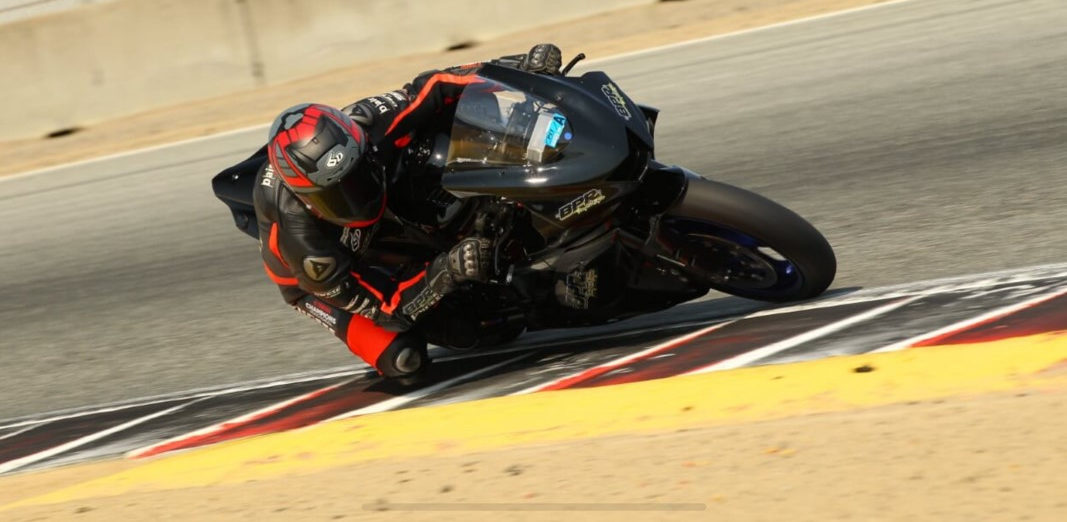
[7,263,1067,433]
[2,0,922,183]
[126,377,355,459]
[584,0,920,67]
[834,264,1067,300]
[512,320,737,395]
[0,367,364,432]
[2,321,740,431]
[326,352,536,422]
[501,263,1067,342]
[870,286,1067,353]
[435,318,735,363]
[0,424,38,442]
[0,124,269,183]
[8,263,1067,432]
[686,296,924,375]
[743,265,1067,319]
[0,398,207,475]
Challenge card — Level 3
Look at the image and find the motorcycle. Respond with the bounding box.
[213,54,836,349]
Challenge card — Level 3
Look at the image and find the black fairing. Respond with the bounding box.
[442,65,654,244]
[211,145,267,239]
[574,71,655,149]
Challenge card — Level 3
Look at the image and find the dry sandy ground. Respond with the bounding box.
[0,0,889,176]
[3,387,1066,521]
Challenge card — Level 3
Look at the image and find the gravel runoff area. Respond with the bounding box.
[0,0,886,177]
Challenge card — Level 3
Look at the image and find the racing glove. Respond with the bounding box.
[421,236,496,300]
[368,307,415,333]
[447,236,495,284]
[379,237,497,331]
[521,43,563,76]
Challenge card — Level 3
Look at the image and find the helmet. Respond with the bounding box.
[266,103,385,227]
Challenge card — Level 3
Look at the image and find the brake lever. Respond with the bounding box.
[560,53,586,76]
[488,264,515,286]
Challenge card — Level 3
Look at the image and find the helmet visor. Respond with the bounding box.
[299,161,386,227]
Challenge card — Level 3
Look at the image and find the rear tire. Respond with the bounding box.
[664,173,836,302]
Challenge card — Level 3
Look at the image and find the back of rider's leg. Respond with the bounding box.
[293,295,428,380]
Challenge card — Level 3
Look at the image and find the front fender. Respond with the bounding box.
[637,103,659,138]
[633,161,691,214]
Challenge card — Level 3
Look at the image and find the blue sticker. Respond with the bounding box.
[544,114,567,148]
[563,132,573,141]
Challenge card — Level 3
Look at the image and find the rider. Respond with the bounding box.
[255,44,563,384]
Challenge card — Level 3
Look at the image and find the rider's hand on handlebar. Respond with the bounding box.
[521,44,563,76]
[447,237,495,284]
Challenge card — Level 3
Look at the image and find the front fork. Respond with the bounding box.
[619,160,691,260]
[489,162,698,315]
[619,162,735,288]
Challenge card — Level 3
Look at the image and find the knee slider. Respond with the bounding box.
[374,331,429,379]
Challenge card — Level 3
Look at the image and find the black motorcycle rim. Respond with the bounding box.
[661,217,803,298]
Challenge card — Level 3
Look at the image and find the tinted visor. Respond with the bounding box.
[299,161,385,227]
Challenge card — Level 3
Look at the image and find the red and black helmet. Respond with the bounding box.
[266,103,385,227]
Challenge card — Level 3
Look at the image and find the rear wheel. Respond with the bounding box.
[661,174,836,302]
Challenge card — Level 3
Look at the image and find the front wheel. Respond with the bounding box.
[661,173,836,302]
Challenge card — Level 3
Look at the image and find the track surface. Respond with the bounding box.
[2,266,1065,475]
[1,0,1065,419]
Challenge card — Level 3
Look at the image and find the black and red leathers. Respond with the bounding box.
[253,64,485,375]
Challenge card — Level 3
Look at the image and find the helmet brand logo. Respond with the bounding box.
[340,227,363,252]
[326,151,344,168]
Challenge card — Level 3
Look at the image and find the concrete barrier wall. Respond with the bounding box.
[0,0,257,140]
[0,0,652,141]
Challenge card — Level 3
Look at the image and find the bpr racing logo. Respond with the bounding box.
[401,280,445,319]
[556,189,606,221]
[600,82,632,120]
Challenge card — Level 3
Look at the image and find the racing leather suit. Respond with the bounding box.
[252,59,520,375]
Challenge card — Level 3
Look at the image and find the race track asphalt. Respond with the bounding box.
[0,0,1064,419]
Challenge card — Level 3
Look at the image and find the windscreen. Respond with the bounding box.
[447,79,573,168]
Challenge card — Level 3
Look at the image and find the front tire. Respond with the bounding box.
[663,173,836,302]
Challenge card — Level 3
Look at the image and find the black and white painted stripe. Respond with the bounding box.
[2,263,1066,476]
